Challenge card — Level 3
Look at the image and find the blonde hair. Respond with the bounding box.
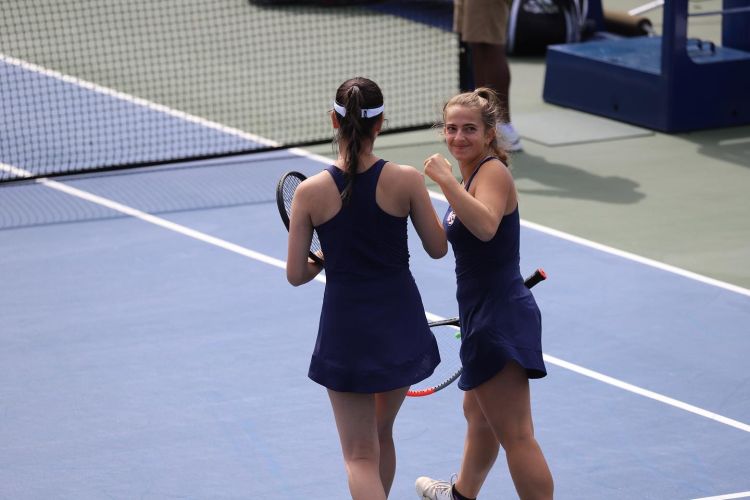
[441,87,509,165]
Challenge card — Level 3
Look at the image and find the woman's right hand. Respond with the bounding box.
[423,154,453,186]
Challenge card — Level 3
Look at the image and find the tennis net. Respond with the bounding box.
[1,0,459,183]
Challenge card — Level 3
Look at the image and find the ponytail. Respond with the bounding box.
[341,86,364,203]
[473,88,509,165]
[333,77,384,204]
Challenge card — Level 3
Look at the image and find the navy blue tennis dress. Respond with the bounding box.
[308,159,441,393]
[445,156,546,390]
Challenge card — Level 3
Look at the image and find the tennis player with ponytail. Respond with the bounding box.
[415,87,553,500]
[284,77,447,499]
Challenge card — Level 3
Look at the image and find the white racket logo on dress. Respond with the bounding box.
[446,210,456,226]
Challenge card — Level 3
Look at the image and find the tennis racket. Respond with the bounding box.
[276,171,324,266]
[407,268,547,397]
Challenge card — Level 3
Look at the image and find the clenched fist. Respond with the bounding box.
[423,154,454,186]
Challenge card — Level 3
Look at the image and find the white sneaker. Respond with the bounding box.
[415,476,455,500]
[497,122,523,152]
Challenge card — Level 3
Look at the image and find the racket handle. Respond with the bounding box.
[429,268,546,328]
[524,268,546,289]
[428,317,461,328]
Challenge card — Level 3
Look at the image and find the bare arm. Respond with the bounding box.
[286,181,324,286]
[424,154,510,242]
[403,166,448,258]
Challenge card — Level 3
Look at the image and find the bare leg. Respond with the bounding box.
[473,362,553,500]
[453,391,500,498]
[469,42,511,123]
[374,387,409,496]
[327,390,387,500]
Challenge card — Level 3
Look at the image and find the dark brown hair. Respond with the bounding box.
[333,77,384,203]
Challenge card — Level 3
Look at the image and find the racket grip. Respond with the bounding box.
[524,268,547,289]
[429,268,545,328]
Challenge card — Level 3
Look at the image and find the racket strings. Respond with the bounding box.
[408,321,463,397]
[281,176,301,218]
[280,174,322,259]
[407,269,546,397]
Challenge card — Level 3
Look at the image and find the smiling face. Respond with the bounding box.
[443,104,495,167]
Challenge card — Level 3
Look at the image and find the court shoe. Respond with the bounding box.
[415,475,455,500]
[497,122,523,153]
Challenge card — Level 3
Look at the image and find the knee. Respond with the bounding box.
[343,439,380,463]
[497,425,535,451]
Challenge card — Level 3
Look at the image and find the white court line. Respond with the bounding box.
[546,355,750,434]
[521,219,750,298]
[5,52,748,298]
[691,491,750,500]
[3,54,749,432]
[0,162,323,286]
[0,53,277,147]
[426,190,750,298]
[2,160,749,435]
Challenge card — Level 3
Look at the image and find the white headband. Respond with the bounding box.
[333,101,384,119]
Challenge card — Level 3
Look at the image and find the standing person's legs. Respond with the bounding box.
[328,390,387,500]
[457,0,522,150]
[472,361,553,500]
[375,387,409,496]
[468,42,511,123]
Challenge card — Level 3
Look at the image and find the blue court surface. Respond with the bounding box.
[2,150,749,500]
[2,55,750,500]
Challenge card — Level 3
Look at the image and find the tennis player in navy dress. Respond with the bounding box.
[285,77,446,500]
[416,88,553,500]
[310,159,441,393]
[445,156,545,390]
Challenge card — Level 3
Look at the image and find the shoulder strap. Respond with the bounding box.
[464,156,497,190]
[325,165,346,194]
[370,158,387,180]
[324,159,387,194]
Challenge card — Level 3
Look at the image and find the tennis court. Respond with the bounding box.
[2,1,750,499]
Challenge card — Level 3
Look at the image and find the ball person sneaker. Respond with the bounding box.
[497,122,523,152]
